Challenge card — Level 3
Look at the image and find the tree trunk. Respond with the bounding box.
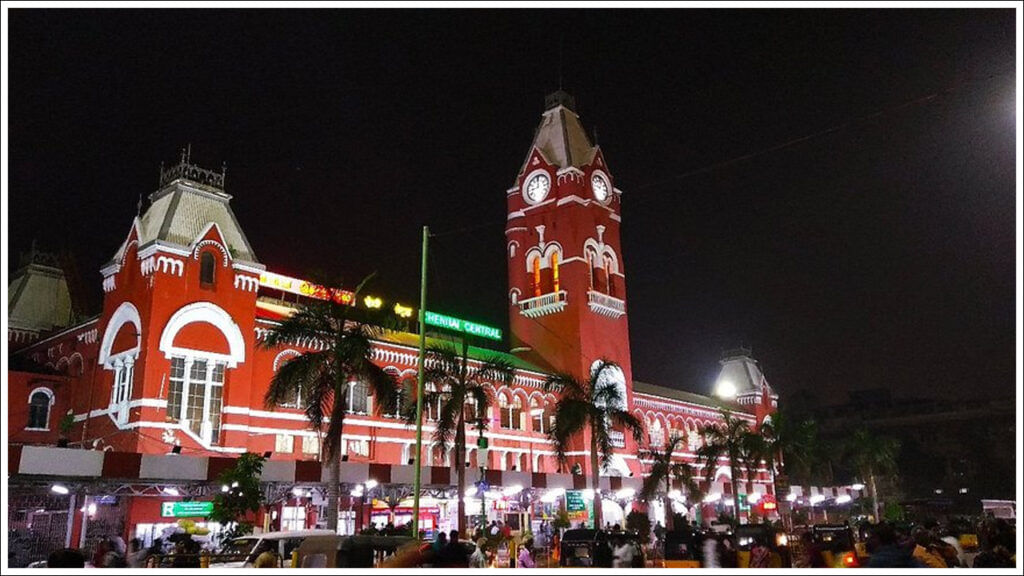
[326,447,339,532]
[590,430,602,529]
[869,470,880,522]
[730,461,742,527]
[456,413,467,538]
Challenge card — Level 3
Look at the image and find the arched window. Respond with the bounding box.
[27,390,53,430]
[167,357,226,444]
[531,258,542,298]
[551,252,560,293]
[530,397,544,433]
[200,251,216,287]
[603,255,614,296]
[499,393,523,429]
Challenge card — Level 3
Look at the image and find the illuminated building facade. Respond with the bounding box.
[8,95,794,549]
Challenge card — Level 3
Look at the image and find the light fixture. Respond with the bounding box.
[850,483,865,491]
[162,487,179,497]
[231,481,239,488]
[716,379,737,399]
[703,492,721,504]
[668,490,682,500]
[616,488,636,500]
[292,487,306,497]
[364,296,383,309]
[503,484,523,496]
[364,479,378,490]
[835,495,852,505]
[50,484,69,495]
[582,489,595,501]
[809,494,825,505]
[746,492,761,504]
[934,489,944,495]
[465,486,478,497]
[959,487,968,494]
[221,485,230,493]
[785,493,797,502]
[87,503,97,516]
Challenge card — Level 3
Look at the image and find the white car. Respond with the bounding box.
[214,529,336,568]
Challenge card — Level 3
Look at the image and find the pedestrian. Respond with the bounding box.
[594,536,614,568]
[702,534,720,568]
[126,538,148,568]
[749,537,771,568]
[612,535,634,568]
[469,538,489,568]
[47,548,86,568]
[911,526,947,568]
[866,523,923,568]
[488,520,499,537]
[518,537,536,568]
[719,536,738,568]
[439,529,469,567]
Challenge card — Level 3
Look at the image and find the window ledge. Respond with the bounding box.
[518,290,568,318]
[23,427,50,432]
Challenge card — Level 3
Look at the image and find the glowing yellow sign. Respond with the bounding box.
[258,272,354,305]
[393,303,414,318]
[364,296,383,309]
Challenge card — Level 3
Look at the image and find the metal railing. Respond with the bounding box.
[587,290,626,318]
[518,290,568,318]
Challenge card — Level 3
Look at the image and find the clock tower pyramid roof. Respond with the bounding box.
[519,90,598,177]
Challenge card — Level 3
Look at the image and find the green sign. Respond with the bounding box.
[738,493,750,512]
[566,490,586,513]
[161,501,214,518]
[424,311,502,341]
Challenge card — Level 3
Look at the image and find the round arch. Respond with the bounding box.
[158,302,246,367]
[98,301,142,368]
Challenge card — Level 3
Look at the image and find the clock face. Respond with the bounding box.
[592,173,610,202]
[524,173,551,203]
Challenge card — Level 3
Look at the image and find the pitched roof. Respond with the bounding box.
[520,95,597,176]
[633,380,744,412]
[7,263,74,333]
[108,180,259,267]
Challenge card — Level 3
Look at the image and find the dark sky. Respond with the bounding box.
[8,9,1017,403]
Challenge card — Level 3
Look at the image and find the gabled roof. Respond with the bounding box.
[519,94,598,177]
[107,180,259,267]
[715,350,776,399]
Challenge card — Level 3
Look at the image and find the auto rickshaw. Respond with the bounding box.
[662,527,701,568]
[734,524,791,568]
[811,524,860,567]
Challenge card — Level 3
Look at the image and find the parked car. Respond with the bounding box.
[213,529,336,568]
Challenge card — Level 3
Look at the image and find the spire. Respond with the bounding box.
[544,89,576,112]
[520,90,595,176]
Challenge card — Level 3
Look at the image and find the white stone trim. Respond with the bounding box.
[102,275,116,292]
[193,238,231,267]
[234,274,260,292]
[98,302,142,368]
[157,255,185,277]
[158,302,246,367]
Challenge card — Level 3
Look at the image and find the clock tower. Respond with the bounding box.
[506,91,637,473]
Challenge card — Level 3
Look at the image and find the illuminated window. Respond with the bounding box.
[530,397,544,433]
[532,258,542,298]
[501,394,523,430]
[27,390,53,430]
[200,251,216,287]
[166,357,226,444]
[302,435,320,455]
[604,256,614,296]
[551,252,560,293]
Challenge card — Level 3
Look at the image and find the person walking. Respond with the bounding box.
[469,538,489,568]
[518,537,536,568]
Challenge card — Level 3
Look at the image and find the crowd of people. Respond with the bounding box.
[860,519,1016,568]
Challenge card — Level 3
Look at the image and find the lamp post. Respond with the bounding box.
[411,226,429,538]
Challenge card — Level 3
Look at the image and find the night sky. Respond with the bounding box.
[8,9,1017,404]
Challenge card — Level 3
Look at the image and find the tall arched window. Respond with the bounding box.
[603,255,614,296]
[530,397,544,433]
[200,251,216,287]
[27,390,53,430]
[551,252,560,293]
[531,258,542,298]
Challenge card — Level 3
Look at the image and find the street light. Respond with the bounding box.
[50,484,69,495]
[851,483,865,491]
[835,495,852,505]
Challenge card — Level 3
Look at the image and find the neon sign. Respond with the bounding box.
[424,311,502,341]
[259,272,354,305]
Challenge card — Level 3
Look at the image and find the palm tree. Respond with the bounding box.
[416,340,514,537]
[262,274,398,533]
[639,434,703,531]
[695,410,753,526]
[755,412,818,529]
[843,427,901,522]
[543,359,644,528]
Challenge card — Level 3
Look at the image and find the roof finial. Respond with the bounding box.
[137,193,143,217]
[186,143,192,164]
